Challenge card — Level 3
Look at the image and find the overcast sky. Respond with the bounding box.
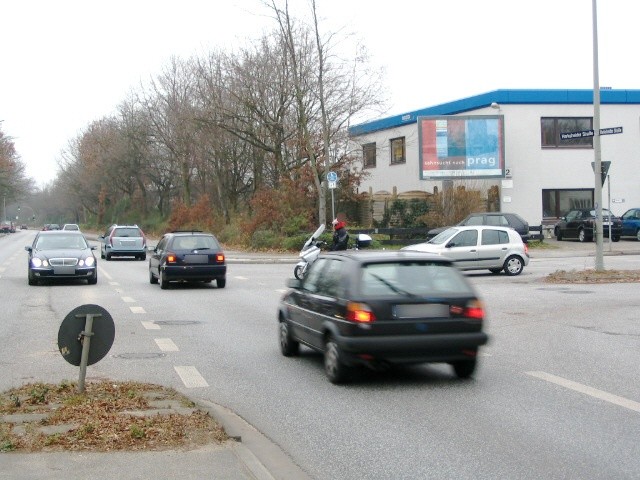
[1,0,636,187]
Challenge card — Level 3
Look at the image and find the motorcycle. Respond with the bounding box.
[293,225,374,280]
[294,224,326,280]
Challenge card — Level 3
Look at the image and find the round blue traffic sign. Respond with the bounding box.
[327,171,338,182]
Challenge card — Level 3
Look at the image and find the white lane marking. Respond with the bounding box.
[155,338,179,352]
[109,281,119,286]
[276,289,287,293]
[99,268,113,281]
[174,366,209,388]
[141,321,161,330]
[121,296,136,303]
[235,276,248,280]
[526,371,640,413]
[129,306,146,314]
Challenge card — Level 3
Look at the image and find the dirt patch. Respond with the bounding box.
[0,380,227,452]
[545,269,640,284]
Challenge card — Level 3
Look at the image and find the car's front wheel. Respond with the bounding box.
[279,320,299,357]
[87,270,97,285]
[294,264,305,280]
[452,358,477,379]
[489,268,501,274]
[28,269,37,286]
[503,255,524,276]
[555,227,563,241]
[324,337,351,384]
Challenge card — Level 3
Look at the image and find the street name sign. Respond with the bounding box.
[561,126,623,140]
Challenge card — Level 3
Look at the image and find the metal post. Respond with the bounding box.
[77,313,100,393]
[607,174,612,251]
[592,0,604,270]
[331,188,335,221]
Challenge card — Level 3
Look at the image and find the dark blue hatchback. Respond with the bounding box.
[148,231,226,289]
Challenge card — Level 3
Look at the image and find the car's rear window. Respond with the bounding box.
[359,261,474,297]
[171,235,220,250]
[114,228,142,237]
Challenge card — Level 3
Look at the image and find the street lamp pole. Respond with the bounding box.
[592,0,604,271]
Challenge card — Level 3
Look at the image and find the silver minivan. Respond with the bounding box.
[402,225,529,276]
[99,224,147,261]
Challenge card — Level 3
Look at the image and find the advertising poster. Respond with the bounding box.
[419,115,505,179]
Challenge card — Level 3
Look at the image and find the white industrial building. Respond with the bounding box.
[348,89,640,227]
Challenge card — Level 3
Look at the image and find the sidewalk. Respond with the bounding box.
[2,396,312,480]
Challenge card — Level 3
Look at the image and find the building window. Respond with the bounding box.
[363,142,376,168]
[542,188,593,219]
[541,117,593,148]
[390,137,405,164]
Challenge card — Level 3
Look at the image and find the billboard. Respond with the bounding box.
[418,115,505,180]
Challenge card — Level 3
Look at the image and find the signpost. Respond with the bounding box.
[327,171,338,220]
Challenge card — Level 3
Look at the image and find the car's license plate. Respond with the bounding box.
[120,240,136,246]
[53,266,75,275]
[393,303,449,319]
[603,222,611,226]
[184,254,208,264]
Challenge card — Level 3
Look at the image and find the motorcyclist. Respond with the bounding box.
[330,219,349,251]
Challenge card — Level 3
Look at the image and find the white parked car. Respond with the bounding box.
[402,225,530,276]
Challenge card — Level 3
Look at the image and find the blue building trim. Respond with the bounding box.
[349,89,640,136]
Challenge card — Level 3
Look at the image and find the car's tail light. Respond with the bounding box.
[524,243,529,255]
[450,300,484,320]
[166,253,177,263]
[140,229,147,247]
[216,253,225,263]
[346,302,376,323]
[108,229,116,246]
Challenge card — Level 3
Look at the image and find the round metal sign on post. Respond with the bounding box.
[58,304,115,367]
[326,171,338,183]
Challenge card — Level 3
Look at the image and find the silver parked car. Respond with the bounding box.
[401,225,530,276]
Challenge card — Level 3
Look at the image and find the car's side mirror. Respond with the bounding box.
[90,246,97,251]
[24,246,32,252]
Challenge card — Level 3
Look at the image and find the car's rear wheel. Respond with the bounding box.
[105,252,112,261]
[612,235,620,242]
[160,270,169,289]
[216,278,226,288]
[279,320,299,357]
[452,359,477,379]
[139,254,146,261]
[636,229,640,241]
[324,337,351,384]
[149,270,158,284]
[578,229,588,242]
[503,255,524,276]
[100,249,105,259]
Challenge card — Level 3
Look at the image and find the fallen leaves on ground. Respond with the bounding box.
[0,380,227,452]
[545,269,640,284]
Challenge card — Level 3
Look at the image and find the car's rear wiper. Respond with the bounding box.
[369,273,419,298]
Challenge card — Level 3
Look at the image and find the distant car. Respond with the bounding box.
[554,208,622,242]
[149,230,227,289]
[20,224,27,230]
[0,222,13,233]
[620,208,640,241]
[99,224,147,260]
[278,250,489,384]
[25,230,98,285]
[427,212,531,243]
[402,225,529,276]
[49,224,61,230]
[62,223,80,231]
